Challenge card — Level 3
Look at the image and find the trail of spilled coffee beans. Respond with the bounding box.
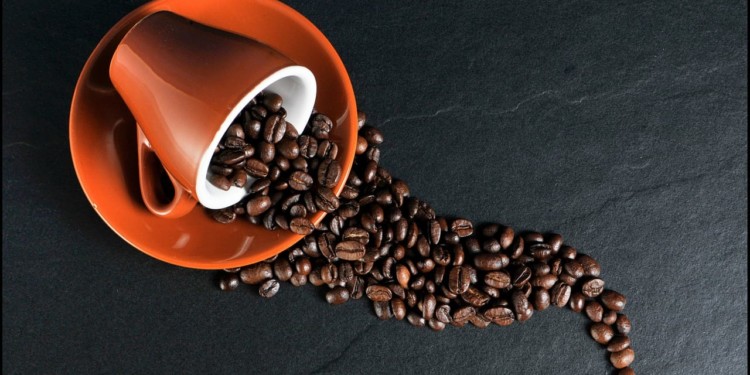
[208,94,636,374]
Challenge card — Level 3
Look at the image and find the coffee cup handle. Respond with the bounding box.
[137,126,197,218]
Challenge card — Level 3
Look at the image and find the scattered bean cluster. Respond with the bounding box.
[209,96,636,374]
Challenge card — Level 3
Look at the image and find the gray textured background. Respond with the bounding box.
[3,0,747,374]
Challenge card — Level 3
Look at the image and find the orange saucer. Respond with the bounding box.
[69,0,357,270]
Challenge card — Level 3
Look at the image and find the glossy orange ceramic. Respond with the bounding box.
[112,11,317,216]
[70,0,357,269]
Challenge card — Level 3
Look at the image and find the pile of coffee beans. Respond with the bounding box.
[207,95,636,374]
[206,91,342,232]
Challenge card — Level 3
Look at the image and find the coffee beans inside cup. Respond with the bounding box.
[206,94,635,374]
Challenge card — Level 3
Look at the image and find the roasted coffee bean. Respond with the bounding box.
[320,263,338,284]
[289,171,314,191]
[498,227,515,249]
[219,273,240,291]
[273,259,293,282]
[289,217,315,235]
[326,286,350,305]
[335,241,366,261]
[581,278,605,297]
[600,290,627,311]
[468,314,492,329]
[607,335,631,352]
[259,279,280,298]
[428,318,446,331]
[407,313,426,327]
[422,294,437,320]
[590,322,615,344]
[315,187,340,213]
[616,314,632,334]
[244,158,269,178]
[532,289,551,311]
[559,273,577,286]
[482,238,502,253]
[569,292,585,313]
[603,310,618,325]
[341,227,369,245]
[366,285,392,302]
[347,276,365,299]
[448,266,472,294]
[577,254,602,277]
[264,114,286,143]
[559,245,577,260]
[298,135,318,158]
[262,93,283,113]
[361,125,383,145]
[451,219,474,237]
[258,141,275,163]
[215,149,247,166]
[210,164,234,177]
[317,158,342,188]
[317,232,337,259]
[435,305,452,324]
[563,260,584,279]
[249,178,271,194]
[246,196,272,216]
[550,281,572,307]
[277,138,299,160]
[511,266,532,287]
[289,204,307,218]
[356,136,368,154]
[484,271,511,289]
[531,274,558,289]
[250,104,267,120]
[610,348,635,369]
[452,245,465,266]
[311,113,333,139]
[240,263,273,285]
[524,232,544,243]
[317,140,338,159]
[452,306,476,323]
[389,298,406,320]
[474,253,510,271]
[243,119,262,139]
[208,174,232,191]
[528,243,553,260]
[409,275,426,290]
[512,291,531,318]
[230,169,249,187]
[585,301,604,322]
[211,208,236,224]
[294,257,312,276]
[461,286,490,307]
[484,306,515,326]
[545,233,564,252]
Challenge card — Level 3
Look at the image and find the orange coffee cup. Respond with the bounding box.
[110,11,316,217]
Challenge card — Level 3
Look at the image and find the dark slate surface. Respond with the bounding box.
[3,1,747,374]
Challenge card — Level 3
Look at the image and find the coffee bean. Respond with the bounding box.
[335,241,366,261]
[315,186,340,213]
[616,314,632,334]
[311,113,333,139]
[288,217,314,235]
[600,290,627,311]
[607,335,631,352]
[559,245,577,260]
[435,305,452,324]
[211,208,236,224]
[219,273,240,291]
[243,119,262,139]
[484,306,515,326]
[391,298,406,320]
[506,236,524,259]
[582,278,605,298]
[451,219,474,237]
[452,306,476,323]
[317,158,342,188]
[317,140,338,159]
[326,286,350,305]
[531,274,558,289]
[474,253,510,271]
[259,279,280,298]
[469,314,492,329]
[298,135,318,158]
[563,260,584,279]
[550,281,572,307]
[246,196,272,216]
[366,285,392,302]
[569,292,585,312]
[244,158,269,178]
[484,271,511,289]
[603,310,618,325]
[532,289,551,311]
[208,174,232,191]
[511,266,532,287]
[585,301,604,322]
[524,232,544,243]
[273,259,293,282]
[590,322,615,344]
[262,93,283,113]
[240,263,273,285]
[512,291,531,320]
[610,348,635,369]
[294,257,312,276]
[577,254,601,277]
[545,233,563,252]
[482,238,502,253]
[224,135,246,149]
[461,286,490,307]
[422,294,437,320]
[317,232,337,260]
[428,318,446,331]
[407,313,426,327]
[528,243,553,260]
[263,114,286,143]
[288,171,313,191]
[361,125,383,145]
[356,136,368,154]
[448,266,472,294]
[498,227,514,249]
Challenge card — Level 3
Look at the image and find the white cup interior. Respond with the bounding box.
[195,65,316,209]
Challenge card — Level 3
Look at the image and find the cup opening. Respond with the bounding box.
[195,65,316,209]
